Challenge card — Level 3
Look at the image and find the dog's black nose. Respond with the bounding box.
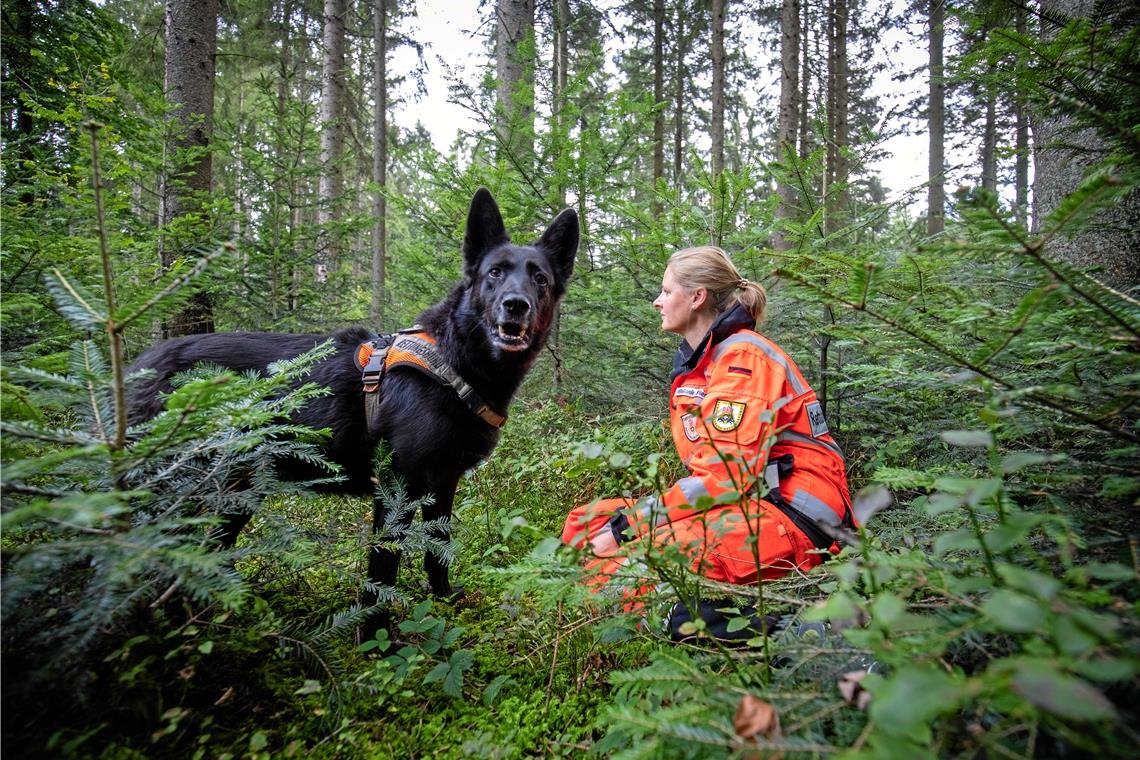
[502,297,530,317]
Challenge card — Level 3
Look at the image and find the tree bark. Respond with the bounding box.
[981,93,997,192]
[553,0,570,208]
[1013,4,1029,227]
[825,0,848,236]
[371,0,388,327]
[775,0,801,251]
[317,0,346,284]
[160,0,218,336]
[1032,0,1139,290]
[673,4,687,181]
[710,0,726,181]
[798,0,812,160]
[652,0,665,217]
[495,0,536,166]
[927,0,945,236]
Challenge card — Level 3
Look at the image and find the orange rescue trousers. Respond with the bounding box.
[560,496,830,601]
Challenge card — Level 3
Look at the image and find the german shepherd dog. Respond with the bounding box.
[128,188,578,636]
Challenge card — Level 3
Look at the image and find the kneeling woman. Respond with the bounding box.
[561,246,854,597]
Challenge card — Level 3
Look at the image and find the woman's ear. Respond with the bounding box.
[690,287,709,311]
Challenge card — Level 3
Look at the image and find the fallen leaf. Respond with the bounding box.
[734,693,782,741]
[838,670,873,710]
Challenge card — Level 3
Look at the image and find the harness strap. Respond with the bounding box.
[354,328,507,437]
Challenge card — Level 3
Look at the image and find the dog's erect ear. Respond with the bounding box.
[463,188,510,270]
[536,208,579,283]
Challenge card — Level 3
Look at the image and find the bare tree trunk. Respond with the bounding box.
[1014,4,1029,227]
[825,0,848,237]
[710,0,726,181]
[371,0,388,327]
[652,0,665,218]
[317,0,346,284]
[673,5,687,181]
[798,0,812,160]
[981,86,997,192]
[774,0,801,251]
[160,0,217,336]
[495,0,536,166]
[927,0,945,236]
[1033,0,1139,289]
[553,0,569,208]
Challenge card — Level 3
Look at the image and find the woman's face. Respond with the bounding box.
[653,266,694,336]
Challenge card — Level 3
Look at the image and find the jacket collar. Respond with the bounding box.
[670,302,756,380]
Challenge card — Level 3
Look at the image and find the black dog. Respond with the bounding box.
[127,188,578,636]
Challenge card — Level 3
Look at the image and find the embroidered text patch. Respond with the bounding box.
[806,400,829,437]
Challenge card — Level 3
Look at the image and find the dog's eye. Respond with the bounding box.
[488,266,503,278]
[534,272,548,287]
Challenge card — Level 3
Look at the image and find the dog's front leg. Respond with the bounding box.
[421,475,461,598]
[360,495,403,641]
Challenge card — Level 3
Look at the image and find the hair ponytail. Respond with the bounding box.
[668,246,767,323]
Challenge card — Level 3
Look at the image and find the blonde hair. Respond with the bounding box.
[668,245,767,323]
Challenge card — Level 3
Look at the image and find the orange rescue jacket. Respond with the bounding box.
[625,304,854,548]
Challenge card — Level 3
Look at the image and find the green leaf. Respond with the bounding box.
[443,649,474,698]
[197,641,214,655]
[981,590,1045,633]
[1049,615,1099,657]
[483,674,512,706]
[1071,658,1136,683]
[997,564,1060,599]
[868,666,970,742]
[852,485,892,525]
[1001,451,1066,474]
[293,679,322,695]
[1011,662,1117,721]
[725,615,752,633]
[1077,562,1137,582]
[934,527,978,556]
[249,731,268,752]
[940,430,993,448]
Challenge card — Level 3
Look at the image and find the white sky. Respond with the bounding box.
[391,1,933,209]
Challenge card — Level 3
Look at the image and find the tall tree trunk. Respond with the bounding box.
[160,0,218,336]
[652,0,665,218]
[774,0,801,251]
[553,0,569,206]
[673,5,687,181]
[981,85,997,192]
[1014,4,1029,227]
[317,0,346,284]
[927,0,945,236]
[825,0,848,237]
[5,0,36,204]
[371,0,388,327]
[1032,0,1139,290]
[495,0,536,166]
[798,0,812,160]
[710,0,726,181]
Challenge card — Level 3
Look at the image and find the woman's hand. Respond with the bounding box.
[588,527,620,557]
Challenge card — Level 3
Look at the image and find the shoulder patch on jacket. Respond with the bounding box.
[805,400,829,437]
[681,412,700,441]
[674,386,706,401]
[711,400,746,432]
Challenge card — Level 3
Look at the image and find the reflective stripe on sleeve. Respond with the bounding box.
[711,334,806,395]
[776,430,846,461]
[789,489,842,527]
[638,476,712,527]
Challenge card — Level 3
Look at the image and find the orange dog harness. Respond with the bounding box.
[354,327,507,435]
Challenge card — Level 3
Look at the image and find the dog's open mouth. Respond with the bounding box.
[493,321,531,351]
